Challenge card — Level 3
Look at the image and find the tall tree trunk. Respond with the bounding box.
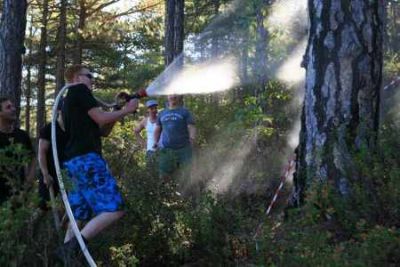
[296,1,384,202]
[73,0,86,64]
[0,0,28,120]
[254,0,268,97]
[174,0,184,58]
[386,2,394,53]
[24,15,34,134]
[37,0,49,138]
[25,64,31,133]
[165,0,185,66]
[55,0,67,93]
[392,3,400,52]
[165,0,176,65]
[237,36,248,102]
[211,0,220,57]
[210,0,220,105]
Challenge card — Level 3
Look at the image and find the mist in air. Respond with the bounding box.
[146,0,308,97]
[146,0,309,195]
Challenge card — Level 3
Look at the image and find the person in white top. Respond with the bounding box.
[134,99,159,158]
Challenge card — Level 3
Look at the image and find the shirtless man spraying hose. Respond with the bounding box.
[57,65,139,260]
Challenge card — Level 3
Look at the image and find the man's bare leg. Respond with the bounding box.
[64,211,124,243]
[64,221,82,243]
[81,211,125,242]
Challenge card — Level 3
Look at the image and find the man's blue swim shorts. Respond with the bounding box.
[64,152,124,220]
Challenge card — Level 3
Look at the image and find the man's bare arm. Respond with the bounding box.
[153,124,161,149]
[188,124,196,145]
[25,155,36,185]
[88,99,138,126]
[38,139,54,185]
[134,118,146,148]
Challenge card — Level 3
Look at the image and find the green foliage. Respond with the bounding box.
[257,121,400,266]
[181,192,233,265]
[74,80,294,266]
[384,51,400,77]
[0,144,32,201]
[0,202,31,265]
[0,145,60,266]
[110,243,139,267]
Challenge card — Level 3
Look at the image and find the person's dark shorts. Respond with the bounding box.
[159,146,192,176]
[146,150,158,165]
[64,152,124,220]
[38,173,60,211]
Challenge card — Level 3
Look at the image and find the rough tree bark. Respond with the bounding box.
[295,1,384,202]
[55,0,67,94]
[165,0,184,66]
[73,0,86,64]
[37,0,49,138]
[165,0,175,65]
[0,0,28,119]
[174,0,184,58]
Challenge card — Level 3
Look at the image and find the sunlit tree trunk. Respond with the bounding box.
[0,0,28,119]
[55,0,67,94]
[37,0,49,138]
[295,1,384,202]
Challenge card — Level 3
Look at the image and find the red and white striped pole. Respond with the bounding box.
[383,76,400,91]
[253,156,296,244]
[252,75,399,250]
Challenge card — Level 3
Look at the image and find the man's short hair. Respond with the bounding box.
[65,64,87,83]
[0,97,11,112]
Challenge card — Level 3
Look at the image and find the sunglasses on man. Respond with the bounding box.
[79,73,94,79]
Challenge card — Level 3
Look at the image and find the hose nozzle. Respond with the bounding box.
[114,89,148,110]
[117,89,147,102]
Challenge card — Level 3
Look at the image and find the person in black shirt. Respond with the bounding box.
[0,97,35,204]
[57,65,138,259]
[38,99,68,210]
